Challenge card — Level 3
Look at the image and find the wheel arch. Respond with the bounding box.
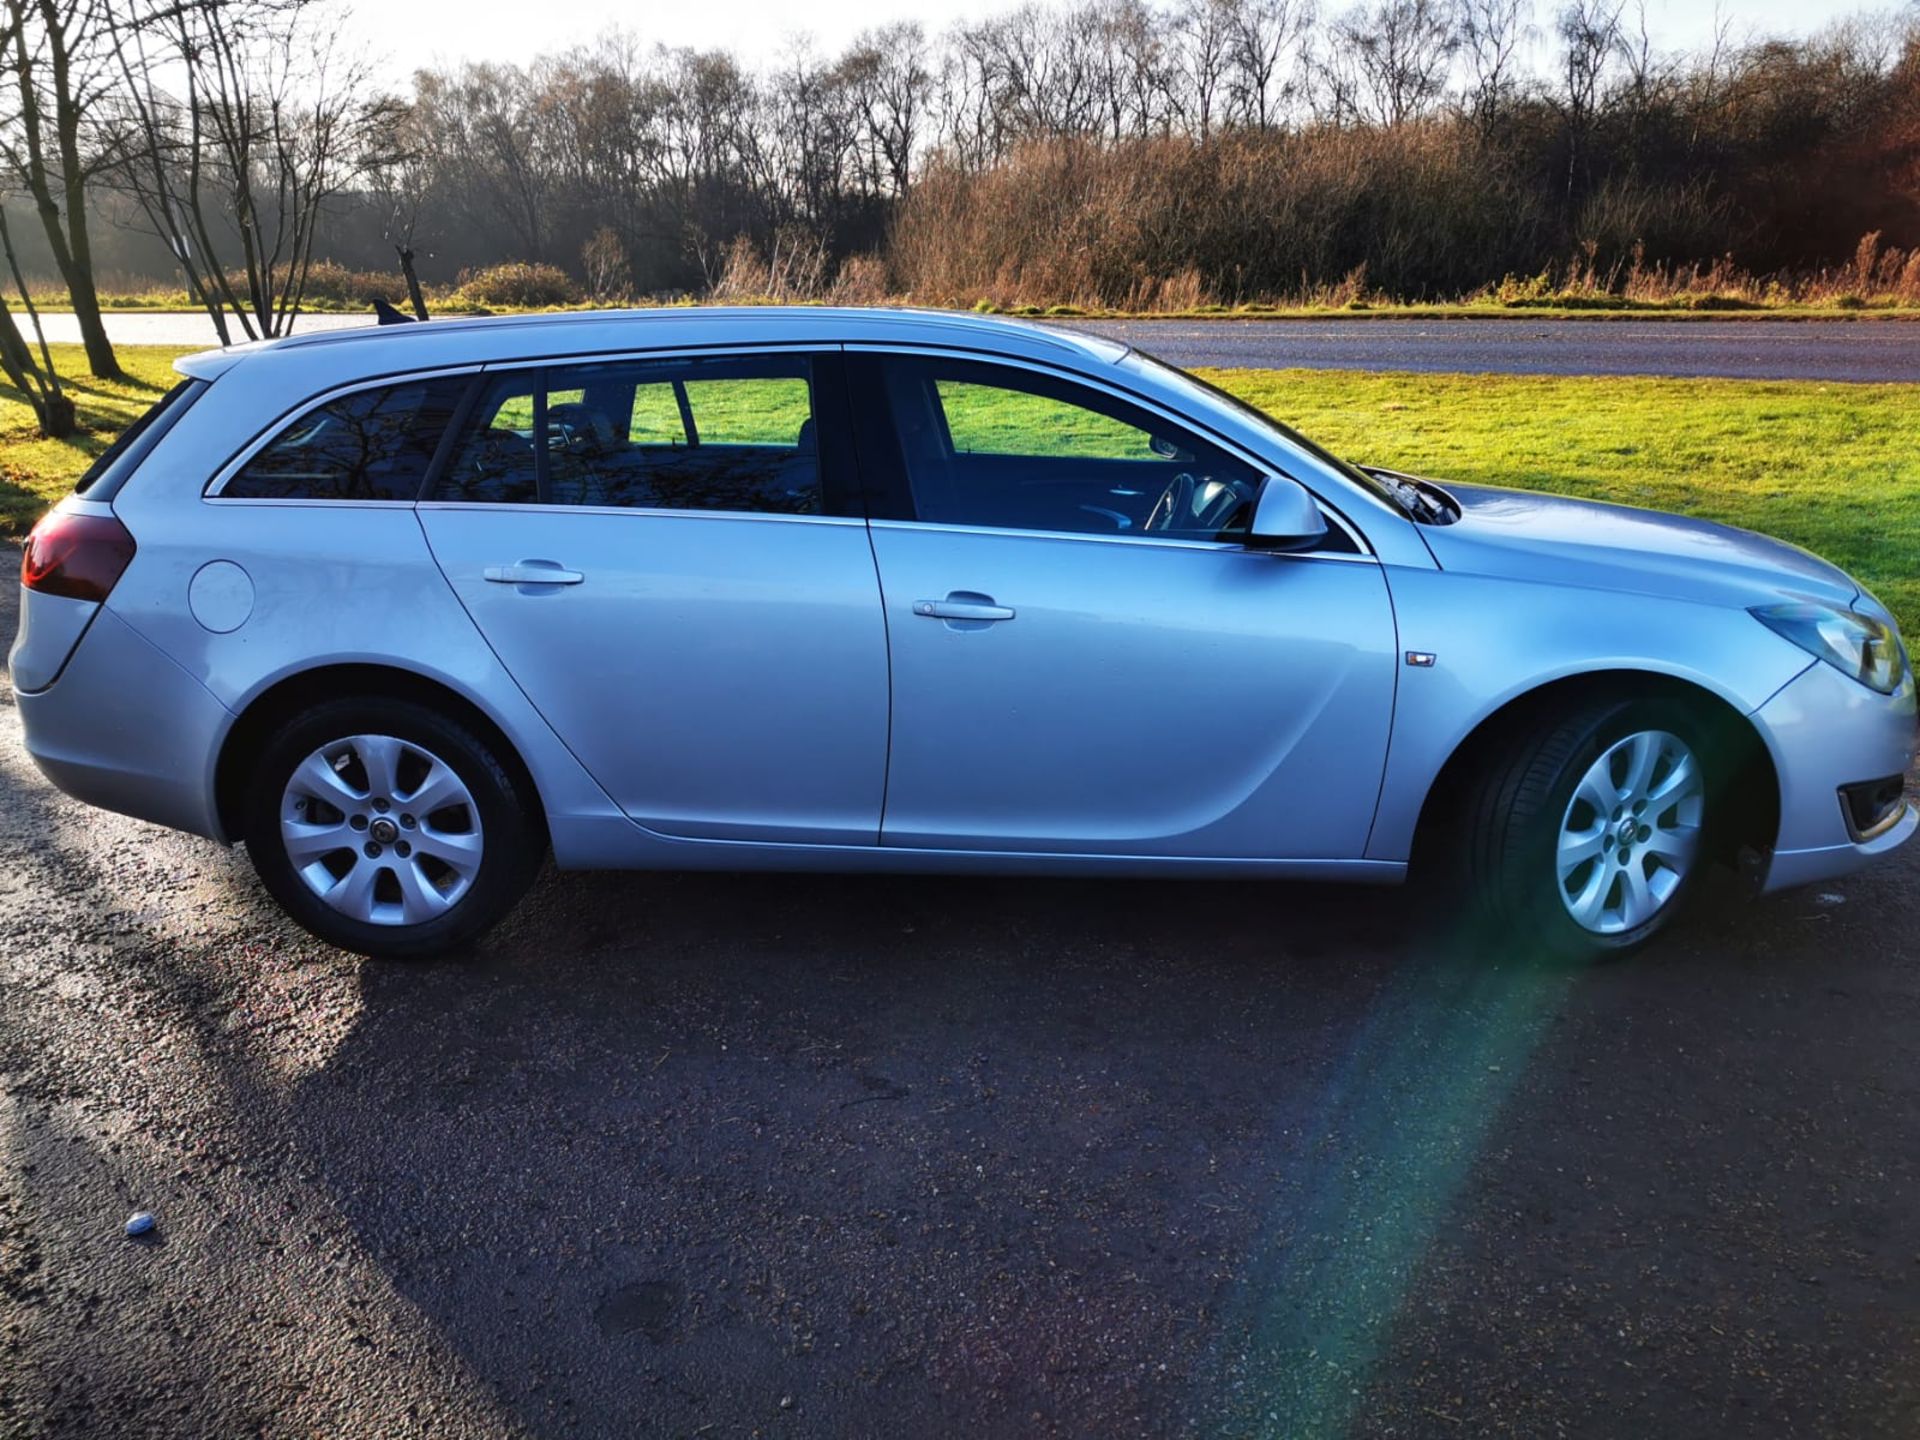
[1408,668,1781,879]
[214,662,550,846]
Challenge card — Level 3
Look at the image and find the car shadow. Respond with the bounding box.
[280,862,1583,1437]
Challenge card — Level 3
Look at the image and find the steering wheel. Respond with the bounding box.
[547,402,610,456]
[469,428,532,473]
[1145,473,1256,535]
[1144,473,1196,533]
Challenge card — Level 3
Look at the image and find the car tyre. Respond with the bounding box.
[244,697,542,959]
[1459,695,1725,963]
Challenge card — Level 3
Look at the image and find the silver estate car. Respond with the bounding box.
[11,308,1916,959]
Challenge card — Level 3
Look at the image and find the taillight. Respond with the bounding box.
[21,509,137,602]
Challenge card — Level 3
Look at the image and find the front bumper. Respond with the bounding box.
[1753,659,1918,893]
[14,605,232,841]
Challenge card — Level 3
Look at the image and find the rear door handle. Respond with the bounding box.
[913,596,1015,622]
[484,560,584,586]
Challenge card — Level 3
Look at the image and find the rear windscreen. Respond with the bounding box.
[74,378,207,500]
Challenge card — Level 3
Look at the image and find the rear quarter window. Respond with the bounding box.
[221,376,470,502]
[75,378,207,500]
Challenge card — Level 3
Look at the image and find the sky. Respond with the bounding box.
[352,0,1877,83]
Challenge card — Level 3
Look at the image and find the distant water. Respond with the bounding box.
[28,310,379,348]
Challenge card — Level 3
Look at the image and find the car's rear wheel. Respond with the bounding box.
[244,698,541,958]
[1460,695,1722,962]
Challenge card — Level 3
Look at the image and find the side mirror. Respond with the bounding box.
[1247,475,1329,551]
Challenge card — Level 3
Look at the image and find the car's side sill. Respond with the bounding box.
[545,813,1407,882]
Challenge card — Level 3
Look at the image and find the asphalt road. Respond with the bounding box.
[32,309,1920,380]
[1061,317,1920,381]
[3,571,1919,1438]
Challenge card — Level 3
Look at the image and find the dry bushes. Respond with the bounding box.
[581,228,631,303]
[890,126,1546,310]
[1478,231,1920,311]
[291,261,412,308]
[456,262,579,308]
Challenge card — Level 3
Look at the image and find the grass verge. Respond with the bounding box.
[3,347,1914,631]
[0,346,181,534]
[1202,367,1920,631]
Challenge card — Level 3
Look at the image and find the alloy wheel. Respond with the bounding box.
[278,734,484,926]
[1556,728,1705,934]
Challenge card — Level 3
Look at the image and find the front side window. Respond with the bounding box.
[223,377,469,501]
[437,354,821,515]
[877,357,1261,540]
[936,379,1162,462]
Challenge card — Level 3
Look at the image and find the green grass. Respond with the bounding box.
[0,345,180,533]
[1199,367,1920,631]
[4,346,1915,630]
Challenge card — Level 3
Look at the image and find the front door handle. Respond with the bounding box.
[484,560,584,586]
[913,596,1015,622]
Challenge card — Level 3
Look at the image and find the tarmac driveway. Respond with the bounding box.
[2,581,1917,1438]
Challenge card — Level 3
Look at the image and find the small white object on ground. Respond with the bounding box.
[124,1211,155,1237]
[1814,892,1846,908]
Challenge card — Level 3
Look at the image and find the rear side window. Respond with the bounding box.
[223,377,469,501]
[435,354,820,515]
[76,378,206,499]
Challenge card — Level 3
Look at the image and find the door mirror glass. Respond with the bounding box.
[1248,475,1329,550]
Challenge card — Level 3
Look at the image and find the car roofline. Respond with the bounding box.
[172,306,1130,383]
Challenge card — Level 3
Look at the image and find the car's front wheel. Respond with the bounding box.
[1461,695,1722,961]
[244,698,542,958]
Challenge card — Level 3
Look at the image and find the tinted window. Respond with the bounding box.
[80,379,205,498]
[443,371,541,504]
[879,358,1261,540]
[225,377,468,501]
[437,355,820,515]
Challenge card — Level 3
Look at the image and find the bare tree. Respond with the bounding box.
[0,197,71,435]
[764,41,862,235]
[109,0,384,341]
[362,97,432,319]
[1091,0,1173,141]
[0,0,121,376]
[842,22,932,195]
[1458,0,1532,127]
[1223,0,1313,129]
[1555,0,1623,197]
[1329,0,1460,126]
[411,63,552,265]
[1169,0,1235,139]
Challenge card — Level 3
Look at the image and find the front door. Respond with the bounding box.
[854,353,1398,859]
[419,349,891,845]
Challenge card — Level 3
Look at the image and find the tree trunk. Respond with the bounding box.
[0,308,33,375]
[0,304,72,439]
[61,262,119,379]
[397,244,429,321]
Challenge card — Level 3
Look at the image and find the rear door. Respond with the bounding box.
[418,349,891,844]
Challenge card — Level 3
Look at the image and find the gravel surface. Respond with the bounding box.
[3,576,1918,1438]
[1057,318,1920,381]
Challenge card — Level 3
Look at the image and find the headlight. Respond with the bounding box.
[1751,602,1911,695]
